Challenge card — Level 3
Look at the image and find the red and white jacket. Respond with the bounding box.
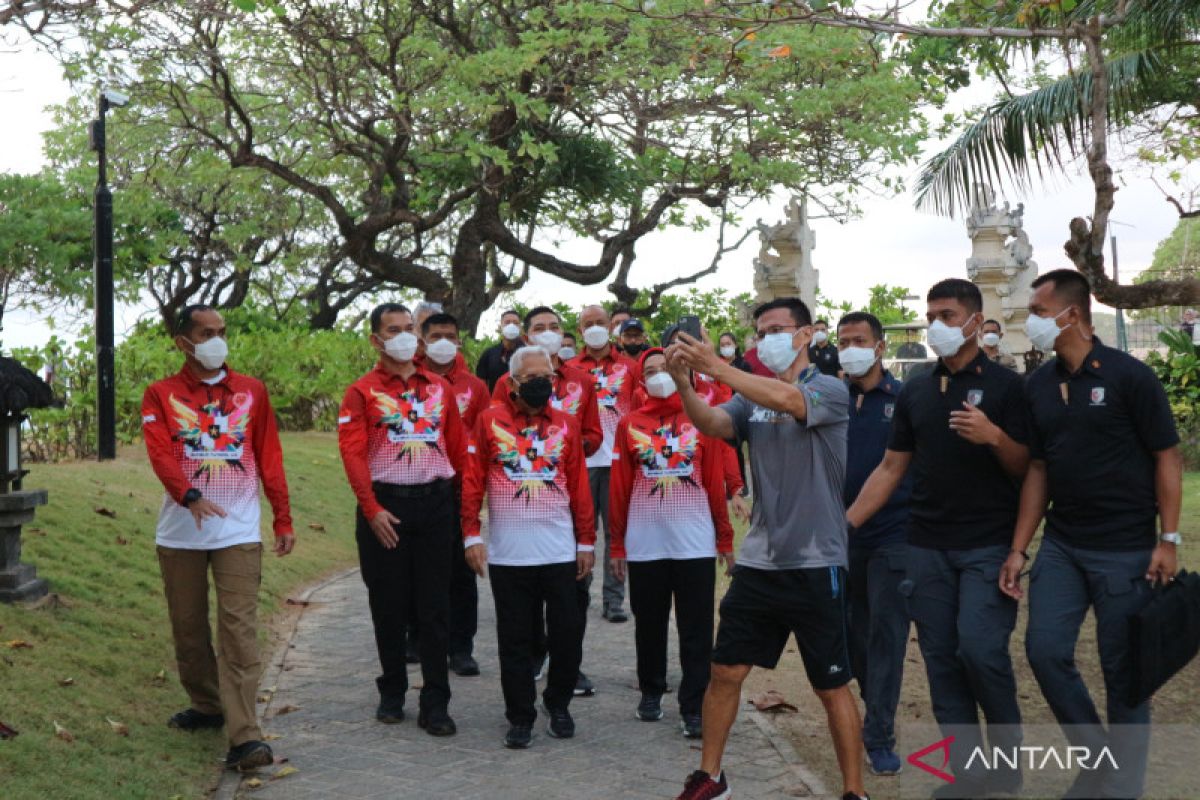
[566,347,641,469]
[461,391,595,566]
[337,363,468,519]
[608,392,734,561]
[489,360,602,458]
[142,365,292,549]
[426,353,490,431]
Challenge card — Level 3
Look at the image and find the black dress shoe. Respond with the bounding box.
[375,697,405,724]
[504,723,533,749]
[167,708,224,731]
[418,708,457,737]
[224,740,273,771]
[544,704,575,739]
[449,653,480,677]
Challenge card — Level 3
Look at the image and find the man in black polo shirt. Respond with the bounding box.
[847,278,1029,797]
[837,311,912,779]
[1000,269,1182,799]
[809,318,842,377]
[475,309,523,392]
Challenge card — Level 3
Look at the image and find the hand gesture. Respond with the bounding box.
[949,402,1000,446]
[369,509,401,549]
[188,498,227,530]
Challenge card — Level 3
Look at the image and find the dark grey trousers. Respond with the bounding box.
[904,543,1021,782]
[1026,536,1153,799]
[587,466,624,612]
[848,541,910,752]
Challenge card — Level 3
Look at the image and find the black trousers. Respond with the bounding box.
[407,500,478,658]
[490,562,583,726]
[628,558,716,716]
[355,480,453,712]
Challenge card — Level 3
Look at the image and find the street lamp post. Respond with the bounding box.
[89,88,128,461]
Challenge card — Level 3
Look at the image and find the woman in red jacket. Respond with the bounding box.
[608,348,735,739]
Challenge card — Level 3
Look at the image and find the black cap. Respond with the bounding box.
[619,318,645,334]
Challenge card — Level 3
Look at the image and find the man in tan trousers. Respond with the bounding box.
[141,305,295,771]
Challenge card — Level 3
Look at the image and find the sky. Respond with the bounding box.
[0,16,1191,350]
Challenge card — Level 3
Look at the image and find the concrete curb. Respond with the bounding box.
[213,567,361,800]
[744,700,832,799]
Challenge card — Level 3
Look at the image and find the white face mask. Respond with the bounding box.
[757,332,801,373]
[839,345,878,378]
[382,331,419,362]
[981,332,1001,348]
[813,330,828,345]
[425,338,458,366]
[583,325,610,349]
[191,337,228,371]
[719,345,736,358]
[926,317,976,359]
[531,330,564,354]
[501,322,521,341]
[1024,308,1072,352]
[645,372,677,399]
[558,346,577,361]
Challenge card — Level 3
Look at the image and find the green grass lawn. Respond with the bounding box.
[0,432,358,800]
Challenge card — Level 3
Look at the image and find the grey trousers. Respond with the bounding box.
[1025,536,1153,799]
[587,466,625,612]
[848,541,910,752]
[903,543,1021,784]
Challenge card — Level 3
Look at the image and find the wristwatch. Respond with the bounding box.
[182,488,203,507]
[1160,532,1182,545]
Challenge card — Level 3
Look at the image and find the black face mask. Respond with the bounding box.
[623,343,647,357]
[516,376,554,409]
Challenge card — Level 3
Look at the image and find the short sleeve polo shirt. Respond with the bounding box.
[888,349,1029,550]
[1026,338,1178,550]
[720,368,849,570]
[845,371,910,550]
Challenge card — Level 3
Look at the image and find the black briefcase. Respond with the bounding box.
[1127,569,1200,706]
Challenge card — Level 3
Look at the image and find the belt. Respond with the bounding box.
[372,478,452,499]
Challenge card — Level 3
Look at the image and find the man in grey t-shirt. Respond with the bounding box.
[665,298,866,800]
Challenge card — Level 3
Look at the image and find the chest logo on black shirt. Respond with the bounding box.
[966,389,984,406]
[372,386,444,458]
[1090,387,1106,406]
[169,392,252,479]
[884,403,895,419]
[492,422,565,500]
[630,422,699,496]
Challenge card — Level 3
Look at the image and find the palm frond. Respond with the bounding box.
[915,49,1167,217]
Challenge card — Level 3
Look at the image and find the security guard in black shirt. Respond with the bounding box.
[847,278,1029,797]
[808,319,842,377]
[1000,269,1182,799]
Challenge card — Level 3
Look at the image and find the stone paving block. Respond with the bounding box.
[234,569,820,799]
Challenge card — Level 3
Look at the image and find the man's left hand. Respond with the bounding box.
[1146,542,1179,586]
[273,533,295,557]
[576,550,595,581]
[730,494,751,522]
[949,402,1000,446]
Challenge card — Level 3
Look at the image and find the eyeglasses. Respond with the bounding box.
[755,324,799,339]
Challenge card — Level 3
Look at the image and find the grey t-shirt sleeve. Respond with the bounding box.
[719,393,752,447]
[802,374,849,429]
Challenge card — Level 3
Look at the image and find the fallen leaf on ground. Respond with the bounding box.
[53,721,74,742]
[262,733,282,741]
[106,717,129,736]
[306,522,325,532]
[58,677,75,687]
[153,669,166,683]
[5,640,32,649]
[0,720,19,739]
[285,598,310,607]
[94,507,117,518]
[245,778,263,789]
[747,689,798,713]
[270,765,298,781]
[273,705,300,717]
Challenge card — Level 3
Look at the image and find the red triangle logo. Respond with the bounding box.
[908,735,956,783]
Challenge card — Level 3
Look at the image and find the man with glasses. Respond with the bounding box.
[666,297,867,800]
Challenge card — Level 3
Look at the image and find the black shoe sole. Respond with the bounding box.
[417,716,457,737]
[504,737,532,749]
[546,724,574,739]
[635,709,664,721]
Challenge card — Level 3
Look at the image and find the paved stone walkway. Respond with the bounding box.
[232,568,827,799]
